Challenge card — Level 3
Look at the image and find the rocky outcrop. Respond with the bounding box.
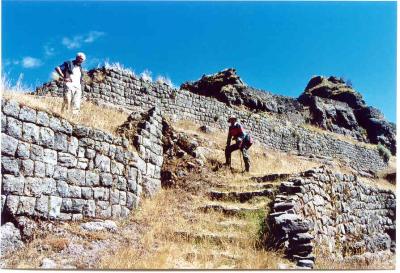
[299,76,396,154]
[267,167,396,266]
[180,68,303,116]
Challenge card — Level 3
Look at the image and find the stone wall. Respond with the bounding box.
[268,166,396,266]
[35,67,387,173]
[1,98,163,221]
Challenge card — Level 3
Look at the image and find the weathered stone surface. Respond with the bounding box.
[16,142,30,159]
[95,154,111,172]
[22,122,40,143]
[40,258,57,269]
[6,117,22,138]
[2,100,20,118]
[100,173,113,187]
[58,152,77,167]
[1,133,18,156]
[0,222,24,254]
[2,156,20,175]
[67,169,86,186]
[36,111,50,126]
[17,196,36,215]
[19,106,37,122]
[2,175,25,194]
[39,127,55,148]
[80,220,117,232]
[48,196,62,219]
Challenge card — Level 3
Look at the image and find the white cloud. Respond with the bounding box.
[22,56,42,68]
[84,31,105,43]
[62,31,105,49]
[44,45,55,56]
[62,36,83,49]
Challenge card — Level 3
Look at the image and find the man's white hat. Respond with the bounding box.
[76,52,86,61]
[228,115,237,122]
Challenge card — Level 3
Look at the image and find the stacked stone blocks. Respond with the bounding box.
[1,99,163,221]
[268,167,396,266]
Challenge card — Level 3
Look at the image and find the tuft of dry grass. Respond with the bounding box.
[2,91,129,136]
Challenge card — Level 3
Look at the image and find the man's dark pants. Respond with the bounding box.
[225,143,250,172]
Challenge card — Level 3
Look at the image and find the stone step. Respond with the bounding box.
[199,202,266,216]
[212,182,276,191]
[175,230,243,245]
[184,250,243,262]
[217,219,249,230]
[209,189,275,202]
[251,173,291,183]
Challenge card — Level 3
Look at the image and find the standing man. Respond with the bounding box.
[55,52,86,114]
[224,115,253,172]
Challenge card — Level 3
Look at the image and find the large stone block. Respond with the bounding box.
[83,200,96,217]
[100,172,113,186]
[2,175,25,194]
[6,117,22,138]
[34,161,46,177]
[43,149,57,165]
[21,159,34,176]
[54,133,68,152]
[36,111,50,126]
[53,165,68,180]
[1,156,20,175]
[81,187,93,199]
[110,189,120,205]
[68,136,79,156]
[67,169,86,186]
[35,195,49,216]
[142,177,161,198]
[19,106,36,122]
[39,127,55,148]
[30,144,44,161]
[17,196,36,215]
[1,133,18,156]
[58,152,77,167]
[24,177,44,197]
[69,185,82,198]
[111,161,124,175]
[57,180,69,197]
[95,154,111,172]
[49,117,72,134]
[85,171,100,186]
[0,222,24,255]
[5,195,20,214]
[22,122,40,143]
[48,196,62,219]
[96,201,112,218]
[93,187,109,201]
[126,192,139,209]
[3,100,20,118]
[16,142,30,159]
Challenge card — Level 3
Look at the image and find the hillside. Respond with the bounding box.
[0,66,396,269]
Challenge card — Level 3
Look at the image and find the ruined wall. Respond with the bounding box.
[35,67,387,173]
[1,99,163,221]
[268,167,396,267]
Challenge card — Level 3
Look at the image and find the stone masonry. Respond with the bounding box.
[1,98,164,221]
[35,67,387,173]
[268,166,396,267]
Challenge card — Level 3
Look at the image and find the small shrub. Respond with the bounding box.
[377,144,391,162]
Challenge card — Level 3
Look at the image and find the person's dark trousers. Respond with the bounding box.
[225,143,250,172]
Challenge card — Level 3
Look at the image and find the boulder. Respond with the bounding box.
[0,222,24,255]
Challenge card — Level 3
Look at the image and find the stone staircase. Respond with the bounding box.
[172,173,295,269]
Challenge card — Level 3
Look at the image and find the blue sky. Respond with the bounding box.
[2,1,397,122]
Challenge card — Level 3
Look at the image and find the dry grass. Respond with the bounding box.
[174,119,320,177]
[99,186,290,269]
[2,91,129,136]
